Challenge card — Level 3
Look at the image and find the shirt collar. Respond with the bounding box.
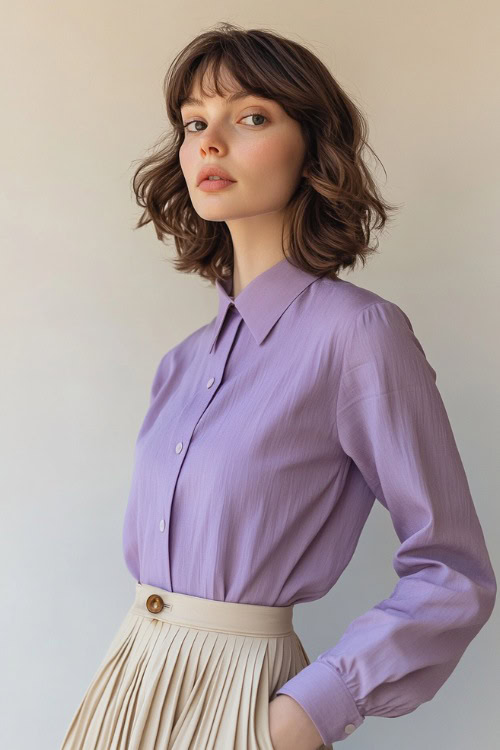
[208,256,320,353]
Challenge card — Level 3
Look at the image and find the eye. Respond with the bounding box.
[240,113,268,127]
[182,112,269,132]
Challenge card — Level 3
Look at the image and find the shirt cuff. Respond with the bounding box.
[275,660,365,745]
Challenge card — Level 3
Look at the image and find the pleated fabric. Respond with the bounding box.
[59,582,333,750]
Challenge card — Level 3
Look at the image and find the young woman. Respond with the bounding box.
[59,22,496,750]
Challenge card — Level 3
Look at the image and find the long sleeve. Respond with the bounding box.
[275,300,497,745]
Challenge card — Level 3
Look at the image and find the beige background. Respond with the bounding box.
[1,2,499,748]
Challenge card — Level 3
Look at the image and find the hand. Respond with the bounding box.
[268,694,324,750]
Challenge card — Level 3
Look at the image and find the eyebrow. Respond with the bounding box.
[180,92,261,108]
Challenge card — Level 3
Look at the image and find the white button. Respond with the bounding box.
[206,377,215,388]
[175,442,183,454]
[344,724,356,734]
[159,519,165,532]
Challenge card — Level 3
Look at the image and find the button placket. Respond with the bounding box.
[160,307,243,592]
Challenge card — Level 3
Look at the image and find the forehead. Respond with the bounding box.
[180,66,273,108]
[180,89,261,108]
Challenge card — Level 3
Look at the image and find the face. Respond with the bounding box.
[178,68,308,224]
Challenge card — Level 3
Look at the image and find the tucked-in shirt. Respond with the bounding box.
[122,256,496,746]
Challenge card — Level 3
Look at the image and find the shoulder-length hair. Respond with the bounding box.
[131,22,401,284]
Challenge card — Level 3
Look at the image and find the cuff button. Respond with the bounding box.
[344,724,356,734]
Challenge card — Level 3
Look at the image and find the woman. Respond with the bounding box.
[59,21,496,750]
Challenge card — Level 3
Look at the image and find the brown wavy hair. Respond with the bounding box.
[131,21,402,283]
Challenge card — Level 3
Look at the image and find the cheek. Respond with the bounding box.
[246,133,303,182]
[178,140,197,176]
[178,141,188,171]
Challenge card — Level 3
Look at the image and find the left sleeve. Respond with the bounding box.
[275,300,497,745]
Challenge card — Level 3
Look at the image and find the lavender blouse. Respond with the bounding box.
[122,256,496,745]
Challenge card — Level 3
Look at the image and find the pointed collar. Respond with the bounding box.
[208,257,320,353]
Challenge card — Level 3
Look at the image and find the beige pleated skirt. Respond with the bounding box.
[59,581,333,750]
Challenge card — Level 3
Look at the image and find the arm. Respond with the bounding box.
[275,300,497,745]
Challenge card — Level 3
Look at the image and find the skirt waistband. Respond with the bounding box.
[132,582,295,637]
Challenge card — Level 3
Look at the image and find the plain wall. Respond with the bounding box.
[1,2,499,748]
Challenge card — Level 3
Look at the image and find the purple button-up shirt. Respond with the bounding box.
[122,256,496,745]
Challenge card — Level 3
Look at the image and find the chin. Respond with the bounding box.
[194,209,231,222]
[193,203,242,221]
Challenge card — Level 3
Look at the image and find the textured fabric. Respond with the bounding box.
[59,582,332,750]
[122,256,496,745]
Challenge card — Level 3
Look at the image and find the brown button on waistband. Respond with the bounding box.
[146,594,165,613]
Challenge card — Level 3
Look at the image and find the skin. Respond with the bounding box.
[178,66,311,300]
[178,66,323,750]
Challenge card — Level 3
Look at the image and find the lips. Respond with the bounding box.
[196,165,236,186]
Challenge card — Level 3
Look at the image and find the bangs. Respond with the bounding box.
[171,38,292,122]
